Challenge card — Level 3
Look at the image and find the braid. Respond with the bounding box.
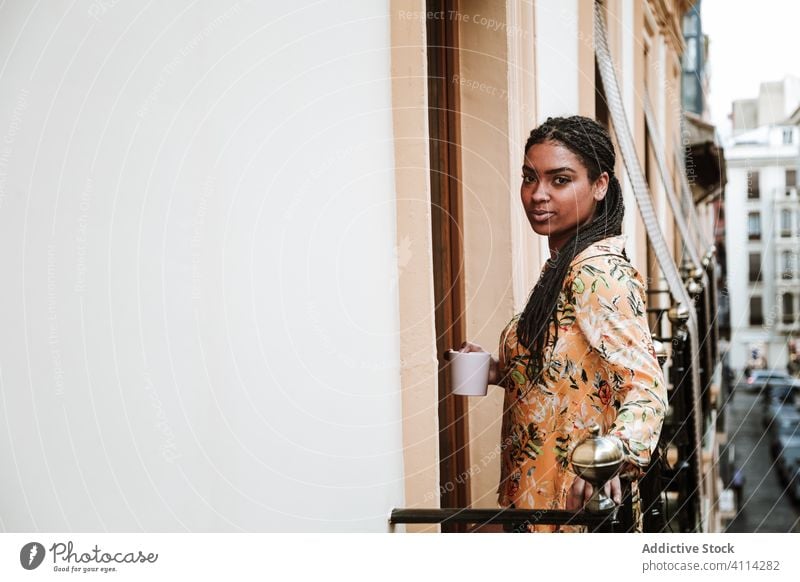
[517,116,625,379]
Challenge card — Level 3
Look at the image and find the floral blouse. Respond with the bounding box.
[496,235,667,532]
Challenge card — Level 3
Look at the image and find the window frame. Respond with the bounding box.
[747,170,760,199]
[750,295,764,326]
[748,212,761,240]
[781,209,792,238]
[749,252,763,283]
[782,293,796,325]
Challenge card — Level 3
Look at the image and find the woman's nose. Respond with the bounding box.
[530,185,549,202]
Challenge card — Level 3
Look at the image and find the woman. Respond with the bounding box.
[461,116,667,532]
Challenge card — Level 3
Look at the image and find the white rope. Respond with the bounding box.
[641,93,705,276]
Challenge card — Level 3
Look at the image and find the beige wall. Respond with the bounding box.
[507,0,541,315]
[629,0,651,275]
[577,0,595,118]
[390,0,441,532]
[457,0,519,509]
[457,0,568,509]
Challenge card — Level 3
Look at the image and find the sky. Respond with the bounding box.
[701,0,800,138]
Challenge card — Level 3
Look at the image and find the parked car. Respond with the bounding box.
[762,380,800,426]
[747,369,795,392]
[773,434,800,483]
[768,409,800,451]
[790,464,800,503]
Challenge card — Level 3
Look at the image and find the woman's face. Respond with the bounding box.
[521,140,608,252]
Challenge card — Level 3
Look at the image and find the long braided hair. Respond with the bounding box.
[516,116,626,377]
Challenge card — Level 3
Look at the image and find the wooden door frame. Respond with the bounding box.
[426,0,471,526]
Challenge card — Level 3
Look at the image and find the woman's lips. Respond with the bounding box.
[529,211,554,223]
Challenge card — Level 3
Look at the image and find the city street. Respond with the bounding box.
[723,387,800,532]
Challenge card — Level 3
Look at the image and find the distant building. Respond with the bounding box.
[732,76,800,133]
[725,92,800,371]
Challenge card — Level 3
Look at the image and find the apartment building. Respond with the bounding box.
[726,90,800,371]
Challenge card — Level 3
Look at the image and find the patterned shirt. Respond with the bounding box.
[496,235,667,532]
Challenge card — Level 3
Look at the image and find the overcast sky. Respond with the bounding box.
[702,0,800,138]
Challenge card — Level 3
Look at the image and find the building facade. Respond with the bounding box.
[726,112,800,372]
[0,0,725,533]
[393,0,724,532]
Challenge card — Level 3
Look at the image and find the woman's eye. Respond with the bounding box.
[554,176,571,185]
[521,175,536,184]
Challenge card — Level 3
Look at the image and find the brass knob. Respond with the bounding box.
[687,279,704,296]
[665,443,680,469]
[680,258,696,280]
[570,424,624,513]
[702,246,716,268]
[668,302,690,324]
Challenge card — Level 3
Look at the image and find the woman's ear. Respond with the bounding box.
[593,172,609,201]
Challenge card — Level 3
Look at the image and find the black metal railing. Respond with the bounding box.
[389,506,622,532]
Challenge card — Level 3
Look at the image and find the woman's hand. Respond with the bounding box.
[566,475,622,511]
[455,341,500,385]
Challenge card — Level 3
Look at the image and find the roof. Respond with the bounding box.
[730,126,770,146]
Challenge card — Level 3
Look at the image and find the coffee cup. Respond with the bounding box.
[446,350,491,396]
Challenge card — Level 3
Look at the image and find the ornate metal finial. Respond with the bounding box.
[668,302,690,325]
[570,425,624,513]
[687,278,704,296]
[679,257,696,281]
[702,246,716,268]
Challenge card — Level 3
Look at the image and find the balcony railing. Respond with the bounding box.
[389,507,623,533]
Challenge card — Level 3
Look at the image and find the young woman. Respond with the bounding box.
[460,116,667,532]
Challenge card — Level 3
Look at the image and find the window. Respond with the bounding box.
[683,11,699,36]
[682,76,698,108]
[787,169,797,188]
[750,296,764,326]
[683,37,697,72]
[748,212,761,240]
[781,209,792,237]
[783,293,796,325]
[747,171,760,199]
[782,251,793,279]
[783,128,793,144]
[749,252,762,282]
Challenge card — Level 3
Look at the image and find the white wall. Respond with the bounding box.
[0,0,405,531]
[535,0,579,122]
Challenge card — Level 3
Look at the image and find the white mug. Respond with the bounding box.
[446,350,491,396]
